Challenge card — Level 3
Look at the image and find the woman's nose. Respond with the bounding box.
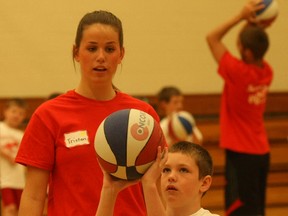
[96,49,105,62]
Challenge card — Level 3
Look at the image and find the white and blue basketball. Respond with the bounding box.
[94,109,165,180]
[256,0,279,26]
[168,111,195,141]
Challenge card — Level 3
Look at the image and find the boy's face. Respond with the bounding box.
[160,152,208,208]
[4,105,26,128]
[163,95,183,116]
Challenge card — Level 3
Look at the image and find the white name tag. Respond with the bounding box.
[64,130,90,148]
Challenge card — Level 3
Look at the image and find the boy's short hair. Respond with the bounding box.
[239,24,269,60]
[157,86,182,103]
[169,141,213,179]
[4,98,28,110]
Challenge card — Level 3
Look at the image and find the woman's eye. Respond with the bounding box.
[88,47,97,52]
[106,47,115,53]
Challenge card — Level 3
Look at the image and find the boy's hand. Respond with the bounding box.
[8,156,17,165]
[142,146,168,185]
[240,0,265,23]
[0,148,17,165]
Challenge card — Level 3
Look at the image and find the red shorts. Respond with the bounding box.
[1,188,23,208]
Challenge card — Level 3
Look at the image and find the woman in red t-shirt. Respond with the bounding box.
[16,10,160,216]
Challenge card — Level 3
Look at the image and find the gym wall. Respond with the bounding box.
[0,0,287,97]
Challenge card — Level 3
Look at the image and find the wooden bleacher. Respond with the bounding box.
[0,92,287,216]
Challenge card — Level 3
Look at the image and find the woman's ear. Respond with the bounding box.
[200,175,212,194]
[118,47,125,64]
[73,45,79,62]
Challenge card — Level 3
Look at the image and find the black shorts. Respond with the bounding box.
[225,150,270,216]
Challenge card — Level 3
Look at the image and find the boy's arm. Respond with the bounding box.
[141,147,168,216]
[206,14,241,63]
[0,147,16,164]
[206,0,264,63]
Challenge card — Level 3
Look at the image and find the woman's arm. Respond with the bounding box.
[18,166,50,216]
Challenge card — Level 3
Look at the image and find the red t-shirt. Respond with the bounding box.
[16,90,160,216]
[218,52,273,154]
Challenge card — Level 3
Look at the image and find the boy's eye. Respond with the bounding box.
[179,168,189,173]
[162,167,170,173]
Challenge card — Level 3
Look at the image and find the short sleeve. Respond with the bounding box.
[218,51,245,82]
[16,113,55,171]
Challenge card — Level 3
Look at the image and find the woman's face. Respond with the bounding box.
[74,23,124,87]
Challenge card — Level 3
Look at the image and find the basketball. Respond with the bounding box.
[168,111,195,141]
[94,108,165,180]
[256,0,279,26]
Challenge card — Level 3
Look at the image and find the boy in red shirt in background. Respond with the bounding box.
[206,0,273,215]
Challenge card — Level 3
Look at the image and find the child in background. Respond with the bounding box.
[96,141,219,216]
[0,98,27,216]
[157,86,203,146]
[206,0,273,215]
